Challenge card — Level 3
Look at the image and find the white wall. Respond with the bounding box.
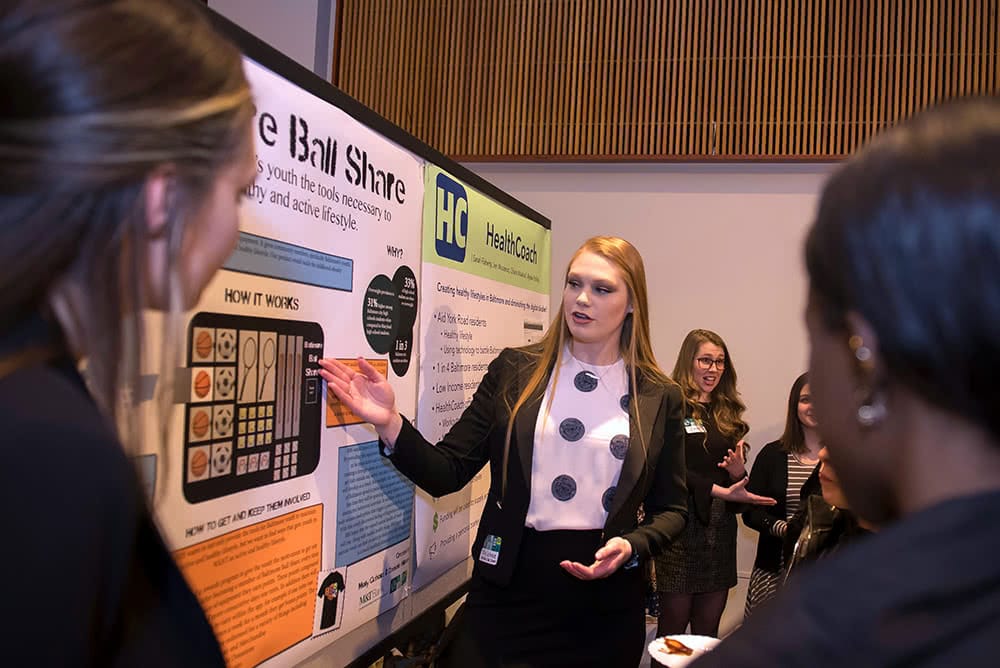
[208,0,336,80]
[463,161,837,633]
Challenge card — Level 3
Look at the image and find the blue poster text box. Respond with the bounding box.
[335,441,414,566]
[224,232,353,291]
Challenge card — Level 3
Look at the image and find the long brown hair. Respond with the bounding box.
[672,329,749,442]
[779,373,810,455]
[0,0,254,488]
[501,236,673,498]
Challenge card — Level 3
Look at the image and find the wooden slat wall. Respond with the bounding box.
[335,0,1000,160]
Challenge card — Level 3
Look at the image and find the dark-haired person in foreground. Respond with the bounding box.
[692,98,1000,666]
[1,0,256,664]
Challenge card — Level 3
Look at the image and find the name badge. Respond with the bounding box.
[478,534,502,565]
[684,418,707,434]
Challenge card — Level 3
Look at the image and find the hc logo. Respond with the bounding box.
[435,173,469,262]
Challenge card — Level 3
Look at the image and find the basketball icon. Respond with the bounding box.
[193,370,211,398]
[194,330,214,359]
[190,449,208,478]
[191,410,210,439]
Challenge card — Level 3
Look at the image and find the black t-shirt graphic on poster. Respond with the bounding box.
[317,571,345,630]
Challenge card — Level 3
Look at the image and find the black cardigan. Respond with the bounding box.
[743,440,797,573]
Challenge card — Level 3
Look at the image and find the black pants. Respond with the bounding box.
[440,528,645,668]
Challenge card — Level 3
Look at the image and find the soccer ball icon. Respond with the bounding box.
[211,442,232,477]
[214,406,233,438]
[215,368,235,400]
[216,329,237,361]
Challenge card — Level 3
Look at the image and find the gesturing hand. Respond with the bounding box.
[717,477,777,505]
[318,357,398,428]
[560,537,633,580]
[717,442,747,480]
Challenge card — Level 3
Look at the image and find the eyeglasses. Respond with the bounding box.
[695,357,726,371]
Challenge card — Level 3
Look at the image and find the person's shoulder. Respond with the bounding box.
[475,347,537,389]
[0,360,113,428]
[0,362,143,572]
[492,344,542,370]
[785,534,898,625]
[758,440,786,459]
[632,367,681,399]
[697,611,851,667]
[694,556,873,667]
[0,362,132,489]
[661,381,685,410]
[503,343,544,359]
[827,492,1000,579]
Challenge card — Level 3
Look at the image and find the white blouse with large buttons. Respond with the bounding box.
[524,348,631,531]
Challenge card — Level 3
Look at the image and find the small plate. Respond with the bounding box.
[648,634,720,667]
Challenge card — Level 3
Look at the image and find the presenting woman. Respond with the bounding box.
[321,236,687,667]
[654,329,776,638]
[742,373,822,615]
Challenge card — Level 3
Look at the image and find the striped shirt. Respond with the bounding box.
[785,454,817,519]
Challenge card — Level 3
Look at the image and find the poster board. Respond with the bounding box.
[133,7,552,668]
[148,53,423,667]
[412,166,551,587]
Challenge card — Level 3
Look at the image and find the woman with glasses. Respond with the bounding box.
[654,329,775,638]
[742,373,822,615]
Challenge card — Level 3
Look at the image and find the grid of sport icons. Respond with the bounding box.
[183,313,324,503]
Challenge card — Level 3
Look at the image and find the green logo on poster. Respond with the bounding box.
[433,512,439,532]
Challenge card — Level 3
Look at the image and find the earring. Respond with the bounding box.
[856,400,885,427]
[848,335,872,363]
[854,385,886,427]
[849,334,884,426]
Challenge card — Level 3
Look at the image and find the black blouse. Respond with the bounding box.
[0,313,225,666]
[683,401,741,525]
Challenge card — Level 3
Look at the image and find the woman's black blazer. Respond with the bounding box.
[383,346,689,586]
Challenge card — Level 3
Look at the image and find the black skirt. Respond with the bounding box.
[441,528,645,668]
[654,497,737,593]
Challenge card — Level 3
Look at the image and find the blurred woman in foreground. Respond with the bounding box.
[692,98,1000,667]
